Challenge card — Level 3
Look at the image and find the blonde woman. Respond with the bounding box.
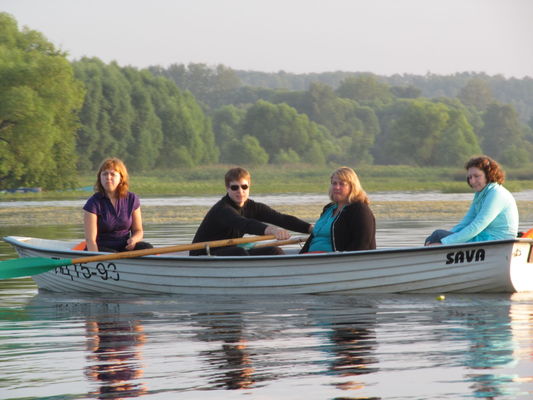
[83,158,152,252]
[300,167,376,253]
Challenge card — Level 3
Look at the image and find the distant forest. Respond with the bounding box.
[149,64,533,124]
[2,12,533,190]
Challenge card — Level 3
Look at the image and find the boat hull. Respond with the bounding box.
[4,236,533,294]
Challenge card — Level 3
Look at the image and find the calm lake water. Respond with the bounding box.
[1,195,533,399]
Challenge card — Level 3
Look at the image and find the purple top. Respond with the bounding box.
[83,192,140,250]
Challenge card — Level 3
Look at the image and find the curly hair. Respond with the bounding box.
[465,155,505,185]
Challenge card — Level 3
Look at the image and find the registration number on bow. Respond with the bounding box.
[54,262,120,281]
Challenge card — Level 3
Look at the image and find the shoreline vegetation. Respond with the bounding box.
[1,165,533,226]
[2,201,533,227]
[2,164,533,200]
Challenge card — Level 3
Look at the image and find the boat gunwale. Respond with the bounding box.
[3,235,525,263]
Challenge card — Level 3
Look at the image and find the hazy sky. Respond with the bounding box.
[2,0,533,78]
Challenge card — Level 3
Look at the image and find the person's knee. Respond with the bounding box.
[250,246,284,256]
[213,246,248,256]
[134,241,153,250]
[425,229,452,245]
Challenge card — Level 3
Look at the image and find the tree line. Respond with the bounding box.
[1,12,532,190]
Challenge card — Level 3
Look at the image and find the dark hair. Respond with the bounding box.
[224,167,251,187]
[465,155,505,185]
[95,158,129,198]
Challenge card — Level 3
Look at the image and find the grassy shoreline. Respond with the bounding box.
[2,165,532,226]
[3,200,533,227]
[2,164,533,201]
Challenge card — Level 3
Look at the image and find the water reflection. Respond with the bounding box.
[194,312,259,390]
[510,293,533,394]
[6,288,533,400]
[329,322,378,389]
[85,318,147,399]
[430,296,517,399]
[313,301,379,395]
[22,294,148,399]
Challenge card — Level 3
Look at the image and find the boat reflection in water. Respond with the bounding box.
[510,293,533,394]
[14,290,533,399]
[85,318,147,399]
[431,294,527,399]
[193,311,259,390]
[317,302,379,394]
[328,321,378,391]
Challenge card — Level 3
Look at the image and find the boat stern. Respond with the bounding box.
[509,239,533,292]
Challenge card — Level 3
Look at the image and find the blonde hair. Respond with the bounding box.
[94,158,129,198]
[329,166,369,204]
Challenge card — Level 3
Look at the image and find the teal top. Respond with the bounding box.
[308,205,337,252]
[441,182,519,244]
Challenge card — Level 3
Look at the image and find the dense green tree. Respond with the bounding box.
[149,63,242,111]
[457,78,494,111]
[376,99,480,166]
[381,100,449,165]
[149,77,218,167]
[0,13,84,189]
[391,85,421,99]
[432,108,482,166]
[241,100,332,164]
[74,58,136,169]
[336,74,393,106]
[122,68,163,171]
[479,103,529,166]
[273,148,301,164]
[212,105,246,147]
[296,83,377,164]
[74,58,217,170]
[72,58,107,170]
[212,105,249,163]
[153,64,533,125]
[223,135,269,165]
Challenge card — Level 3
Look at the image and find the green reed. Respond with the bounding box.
[1,164,532,200]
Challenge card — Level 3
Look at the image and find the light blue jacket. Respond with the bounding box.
[441,183,518,244]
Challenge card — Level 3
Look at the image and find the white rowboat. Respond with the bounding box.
[4,236,533,294]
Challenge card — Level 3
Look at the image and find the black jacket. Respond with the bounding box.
[190,194,311,255]
[300,201,376,253]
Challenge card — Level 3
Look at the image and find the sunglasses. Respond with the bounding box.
[229,184,249,191]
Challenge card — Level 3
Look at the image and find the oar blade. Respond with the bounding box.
[0,257,71,280]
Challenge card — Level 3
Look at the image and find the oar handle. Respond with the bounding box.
[71,235,276,264]
[254,236,308,248]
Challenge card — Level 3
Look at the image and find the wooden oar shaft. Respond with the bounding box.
[71,235,276,264]
[254,236,308,248]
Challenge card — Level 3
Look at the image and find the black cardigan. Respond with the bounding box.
[300,201,376,253]
[191,194,311,255]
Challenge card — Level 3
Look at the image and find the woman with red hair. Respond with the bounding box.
[83,158,152,252]
[425,155,518,245]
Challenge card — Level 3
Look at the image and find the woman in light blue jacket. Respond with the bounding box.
[425,156,518,245]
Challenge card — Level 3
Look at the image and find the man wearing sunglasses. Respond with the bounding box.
[190,167,313,256]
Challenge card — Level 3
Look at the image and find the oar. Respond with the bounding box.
[253,236,308,248]
[0,235,275,280]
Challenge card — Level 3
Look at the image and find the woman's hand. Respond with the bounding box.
[125,237,139,251]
